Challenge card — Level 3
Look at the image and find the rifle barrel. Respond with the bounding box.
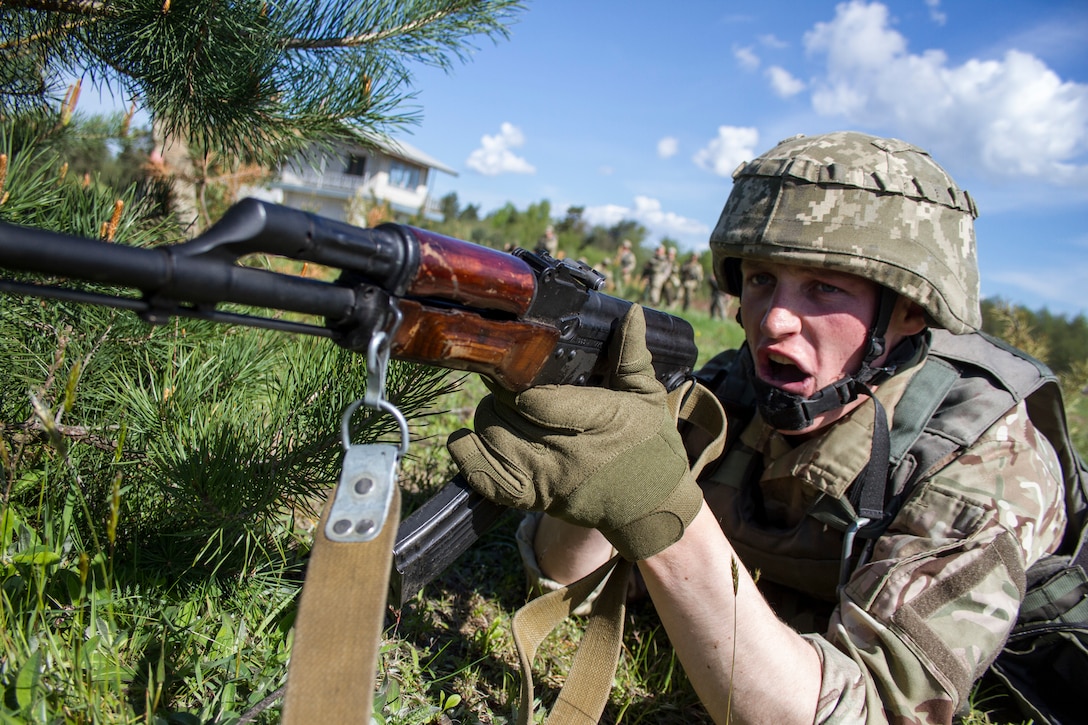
[0,220,359,321]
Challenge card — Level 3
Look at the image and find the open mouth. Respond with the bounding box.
[761,353,811,390]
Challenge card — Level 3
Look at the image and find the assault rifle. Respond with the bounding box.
[0,198,698,602]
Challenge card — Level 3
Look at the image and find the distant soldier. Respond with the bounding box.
[679,252,705,311]
[618,239,638,290]
[707,277,730,320]
[640,245,672,305]
[536,225,558,258]
[662,247,681,308]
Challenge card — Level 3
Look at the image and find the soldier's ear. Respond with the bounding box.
[891,298,927,337]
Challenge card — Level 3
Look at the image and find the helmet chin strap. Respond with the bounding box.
[746,288,905,432]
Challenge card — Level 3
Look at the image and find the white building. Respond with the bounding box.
[272,135,457,223]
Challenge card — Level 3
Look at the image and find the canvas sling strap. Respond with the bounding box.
[282,332,406,724]
[282,485,401,723]
[510,379,728,724]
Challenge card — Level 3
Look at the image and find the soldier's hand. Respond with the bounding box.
[447,305,703,561]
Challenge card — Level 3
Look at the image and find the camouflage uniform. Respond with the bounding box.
[662,247,682,308]
[697,346,1066,723]
[517,347,1066,722]
[641,246,673,306]
[679,254,704,311]
[516,132,1069,723]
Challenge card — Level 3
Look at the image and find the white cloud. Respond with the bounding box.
[766,66,806,98]
[630,196,710,235]
[657,136,679,159]
[734,45,760,71]
[806,2,905,71]
[693,126,760,177]
[759,34,788,50]
[465,122,536,176]
[582,203,629,228]
[583,196,710,241]
[802,0,1088,183]
[925,0,947,26]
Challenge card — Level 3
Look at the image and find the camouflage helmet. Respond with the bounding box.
[709,131,981,333]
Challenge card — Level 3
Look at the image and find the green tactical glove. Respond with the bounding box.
[447,304,703,561]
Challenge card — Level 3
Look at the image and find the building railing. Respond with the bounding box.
[289,168,374,190]
[280,167,444,218]
[420,196,443,217]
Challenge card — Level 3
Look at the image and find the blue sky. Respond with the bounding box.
[397,0,1088,317]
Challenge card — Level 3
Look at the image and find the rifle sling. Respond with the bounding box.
[281,486,400,723]
[512,556,633,725]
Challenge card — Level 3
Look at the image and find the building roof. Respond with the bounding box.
[365,133,458,177]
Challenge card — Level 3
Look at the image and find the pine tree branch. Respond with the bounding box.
[283,7,455,50]
[3,419,127,453]
[0,0,107,17]
[0,18,86,50]
[1,0,525,227]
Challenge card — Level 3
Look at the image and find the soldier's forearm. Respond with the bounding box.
[638,506,822,725]
[533,515,615,584]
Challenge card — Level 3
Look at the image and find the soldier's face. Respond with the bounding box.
[738,260,916,434]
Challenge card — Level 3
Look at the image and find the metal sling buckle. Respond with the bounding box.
[838,516,871,591]
[325,330,409,543]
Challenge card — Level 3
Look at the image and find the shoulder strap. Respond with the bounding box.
[511,557,633,725]
[889,331,1047,492]
[282,486,400,723]
[886,354,958,472]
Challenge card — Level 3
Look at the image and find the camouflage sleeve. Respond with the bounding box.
[808,400,1067,724]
